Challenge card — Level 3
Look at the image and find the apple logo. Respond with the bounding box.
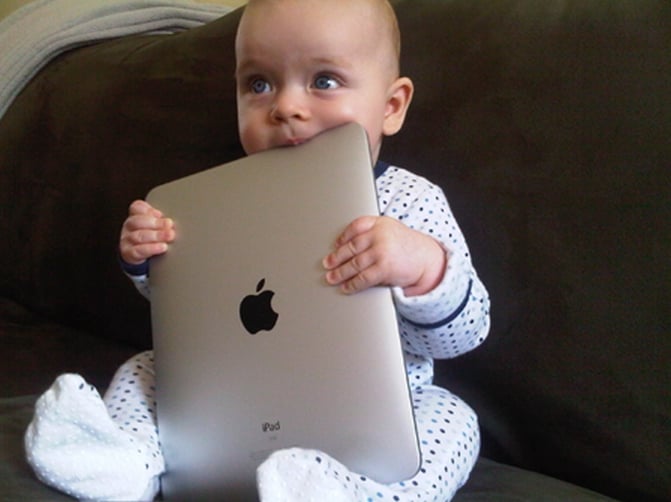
[239,278,279,334]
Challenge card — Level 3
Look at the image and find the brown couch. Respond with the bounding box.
[1,1,669,500]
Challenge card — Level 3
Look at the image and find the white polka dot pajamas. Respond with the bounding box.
[26,163,490,501]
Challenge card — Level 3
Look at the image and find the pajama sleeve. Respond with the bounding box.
[376,166,490,360]
[119,257,151,300]
[127,274,151,300]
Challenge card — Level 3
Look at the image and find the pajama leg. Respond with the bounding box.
[25,351,164,501]
[258,384,480,502]
[102,350,163,476]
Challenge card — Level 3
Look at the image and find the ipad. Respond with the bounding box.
[147,123,420,500]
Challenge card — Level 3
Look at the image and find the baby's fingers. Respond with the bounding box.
[333,215,377,248]
[335,262,387,295]
[124,213,174,233]
[324,247,377,287]
[323,217,377,270]
[120,222,175,264]
[128,199,164,218]
[122,242,169,265]
[129,227,175,246]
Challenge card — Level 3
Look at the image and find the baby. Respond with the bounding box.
[26,1,490,500]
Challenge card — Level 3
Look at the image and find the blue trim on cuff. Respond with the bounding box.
[402,278,473,330]
[118,251,149,277]
[374,160,390,179]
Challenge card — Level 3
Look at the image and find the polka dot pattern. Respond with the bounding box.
[31,163,489,501]
[103,351,163,465]
[376,166,490,383]
[257,386,480,502]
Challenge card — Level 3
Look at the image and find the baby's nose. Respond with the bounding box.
[271,88,310,122]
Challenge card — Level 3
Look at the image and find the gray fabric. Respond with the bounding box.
[0,396,71,501]
[0,0,229,120]
[454,458,619,502]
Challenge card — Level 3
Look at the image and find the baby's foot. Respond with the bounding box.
[25,374,163,501]
[257,447,362,502]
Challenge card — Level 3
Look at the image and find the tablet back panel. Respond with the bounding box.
[147,124,420,500]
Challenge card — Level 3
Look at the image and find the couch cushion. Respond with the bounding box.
[0,395,73,500]
[454,458,617,502]
[1,1,669,501]
[0,298,137,397]
[385,1,671,501]
[0,9,245,348]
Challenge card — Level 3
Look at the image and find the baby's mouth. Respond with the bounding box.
[283,137,308,147]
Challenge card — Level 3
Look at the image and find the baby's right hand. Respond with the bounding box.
[119,199,175,265]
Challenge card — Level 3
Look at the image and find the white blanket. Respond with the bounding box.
[0,0,231,120]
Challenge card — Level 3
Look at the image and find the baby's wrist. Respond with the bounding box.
[404,253,447,297]
[118,251,149,277]
[403,270,441,297]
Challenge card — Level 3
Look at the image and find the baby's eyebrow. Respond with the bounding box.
[310,56,354,70]
[234,58,266,78]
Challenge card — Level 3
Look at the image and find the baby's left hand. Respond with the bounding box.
[323,215,446,296]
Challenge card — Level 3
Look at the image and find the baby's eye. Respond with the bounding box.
[313,75,340,90]
[250,78,271,94]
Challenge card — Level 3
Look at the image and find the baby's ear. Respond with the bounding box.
[382,76,414,137]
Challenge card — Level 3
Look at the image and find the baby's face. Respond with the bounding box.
[235,0,400,161]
